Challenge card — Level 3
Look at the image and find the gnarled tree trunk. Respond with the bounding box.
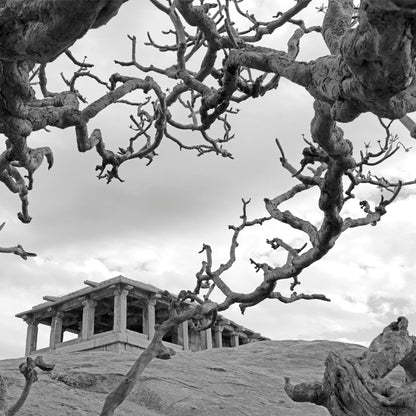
[285,317,416,415]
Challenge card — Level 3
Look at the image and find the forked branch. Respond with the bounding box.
[1,357,54,416]
[0,223,36,260]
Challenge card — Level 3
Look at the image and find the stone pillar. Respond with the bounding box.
[147,297,157,340]
[81,299,96,341]
[205,327,213,350]
[49,311,64,350]
[214,326,223,348]
[113,287,129,333]
[181,321,189,350]
[176,325,183,345]
[24,317,38,356]
[142,306,149,335]
[231,333,240,348]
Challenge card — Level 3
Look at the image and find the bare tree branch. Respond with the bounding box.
[2,357,54,416]
[0,223,36,260]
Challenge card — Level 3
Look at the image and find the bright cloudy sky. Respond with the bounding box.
[1,1,416,359]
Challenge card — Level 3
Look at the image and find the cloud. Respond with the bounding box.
[335,338,369,347]
[366,296,413,318]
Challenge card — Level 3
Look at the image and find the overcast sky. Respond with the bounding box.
[1,1,416,359]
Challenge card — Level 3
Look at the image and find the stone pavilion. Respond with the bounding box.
[16,276,268,356]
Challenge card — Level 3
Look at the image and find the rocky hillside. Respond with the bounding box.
[0,340,402,415]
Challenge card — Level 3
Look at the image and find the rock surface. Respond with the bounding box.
[0,340,404,415]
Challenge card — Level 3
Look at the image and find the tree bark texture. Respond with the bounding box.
[0,0,128,62]
[285,317,416,415]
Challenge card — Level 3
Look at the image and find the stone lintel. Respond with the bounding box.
[84,280,99,287]
[43,295,60,302]
[45,296,85,314]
